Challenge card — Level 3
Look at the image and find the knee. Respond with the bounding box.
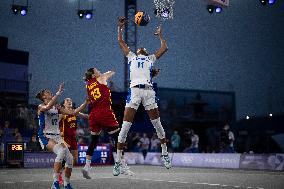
[118,121,132,143]
[151,118,165,139]
[86,135,99,156]
[53,144,65,163]
[65,151,73,168]
[87,142,95,156]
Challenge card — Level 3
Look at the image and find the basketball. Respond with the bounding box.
[134,11,150,26]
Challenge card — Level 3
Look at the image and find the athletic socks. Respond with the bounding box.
[64,176,70,186]
[53,172,59,182]
[84,159,91,169]
[161,143,168,155]
[116,149,123,162]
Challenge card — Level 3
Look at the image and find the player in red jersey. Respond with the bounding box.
[60,98,89,162]
[58,97,89,184]
[81,68,133,179]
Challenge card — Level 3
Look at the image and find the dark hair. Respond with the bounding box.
[137,48,149,56]
[84,68,94,81]
[36,89,47,101]
[151,68,160,78]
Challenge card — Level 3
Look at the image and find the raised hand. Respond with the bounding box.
[154,25,162,36]
[56,82,64,96]
[118,16,127,28]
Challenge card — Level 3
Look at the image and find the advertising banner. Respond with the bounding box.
[239,154,276,170]
[24,152,56,168]
[172,153,240,169]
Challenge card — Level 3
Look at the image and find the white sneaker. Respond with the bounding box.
[121,163,134,176]
[113,162,122,176]
[81,167,92,179]
[161,154,172,169]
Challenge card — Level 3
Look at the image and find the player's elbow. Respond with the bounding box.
[164,46,168,52]
[162,46,168,54]
[118,39,124,44]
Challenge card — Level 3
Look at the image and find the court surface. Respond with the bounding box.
[0,165,283,189]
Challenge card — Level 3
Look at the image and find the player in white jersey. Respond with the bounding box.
[113,17,171,176]
[36,83,89,189]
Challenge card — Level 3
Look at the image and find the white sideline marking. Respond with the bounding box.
[4,181,15,184]
[123,177,264,189]
[1,175,266,189]
[196,182,209,185]
[208,183,220,186]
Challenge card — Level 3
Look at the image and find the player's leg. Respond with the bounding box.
[147,107,171,169]
[46,139,65,189]
[81,131,100,179]
[59,138,76,185]
[70,150,78,165]
[113,107,136,176]
[63,147,74,189]
[144,89,171,169]
[113,88,141,176]
[58,160,65,185]
[108,128,134,176]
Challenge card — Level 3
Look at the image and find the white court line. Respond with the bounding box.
[196,182,210,185]
[208,183,220,186]
[23,181,33,183]
[4,181,15,184]
[1,176,265,189]
[119,177,264,189]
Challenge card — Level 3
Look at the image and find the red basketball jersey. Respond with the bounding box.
[86,77,113,110]
[59,115,77,137]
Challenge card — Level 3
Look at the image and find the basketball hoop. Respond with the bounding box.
[154,0,175,20]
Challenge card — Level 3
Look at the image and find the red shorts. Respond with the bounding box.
[89,108,119,133]
[64,136,77,150]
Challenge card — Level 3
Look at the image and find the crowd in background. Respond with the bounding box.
[1,101,281,164]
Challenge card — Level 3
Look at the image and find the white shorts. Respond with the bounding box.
[39,133,65,150]
[125,87,158,110]
[46,134,64,144]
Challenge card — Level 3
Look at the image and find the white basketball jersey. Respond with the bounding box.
[43,106,60,134]
[127,51,156,88]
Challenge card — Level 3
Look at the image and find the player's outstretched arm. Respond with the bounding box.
[102,71,115,80]
[78,112,89,119]
[154,26,168,59]
[60,98,89,116]
[38,82,64,113]
[118,16,130,56]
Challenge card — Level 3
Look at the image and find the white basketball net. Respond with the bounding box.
[154,0,175,20]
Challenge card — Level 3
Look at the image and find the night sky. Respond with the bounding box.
[0,0,283,120]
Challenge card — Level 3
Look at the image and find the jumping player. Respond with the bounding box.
[113,17,171,176]
[58,97,89,184]
[81,68,133,179]
[36,83,89,189]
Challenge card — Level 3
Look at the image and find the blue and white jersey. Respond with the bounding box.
[127,51,156,88]
[38,106,60,136]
